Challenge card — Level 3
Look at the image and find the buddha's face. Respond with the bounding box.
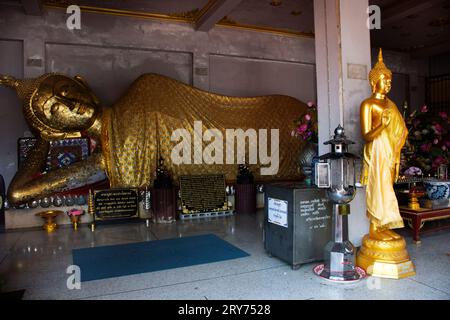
[372,74,392,95]
[31,75,99,132]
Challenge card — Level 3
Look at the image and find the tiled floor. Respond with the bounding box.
[0,210,449,300]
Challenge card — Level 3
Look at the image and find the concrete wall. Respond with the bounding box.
[314,0,373,247]
[429,52,450,77]
[0,39,28,191]
[0,6,316,190]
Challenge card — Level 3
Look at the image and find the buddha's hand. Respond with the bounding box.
[381,109,391,128]
[0,75,17,87]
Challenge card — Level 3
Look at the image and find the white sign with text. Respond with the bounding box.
[268,198,288,228]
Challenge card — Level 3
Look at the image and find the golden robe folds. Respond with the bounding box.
[102,74,308,188]
[361,100,408,229]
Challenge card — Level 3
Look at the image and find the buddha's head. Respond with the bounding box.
[0,73,100,140]
[369,48,392,95]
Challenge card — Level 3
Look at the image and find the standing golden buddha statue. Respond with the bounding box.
[356,49,416,279]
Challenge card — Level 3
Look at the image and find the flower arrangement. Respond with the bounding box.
[67,209,84,216]
[402,105,449,176]
[292,101,318,143]
[67,209,84,230]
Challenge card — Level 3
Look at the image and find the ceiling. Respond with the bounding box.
[370,0,450,58]
[3,0,449,57]
[13,0,315,37]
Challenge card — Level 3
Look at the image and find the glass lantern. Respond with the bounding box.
[313,125,364,282]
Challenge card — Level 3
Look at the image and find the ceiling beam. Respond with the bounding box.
[381,0,448,25]
[411,40,450,58]
[195,0,243,32]
[21,0,42,15]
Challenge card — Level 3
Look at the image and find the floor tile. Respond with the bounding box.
[0,209,449,300]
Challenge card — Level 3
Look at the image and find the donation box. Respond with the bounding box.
[264,183,332,269]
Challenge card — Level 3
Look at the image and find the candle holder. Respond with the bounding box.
[67,209,84,230]
[35,210,63,233]
[407,183,425,211]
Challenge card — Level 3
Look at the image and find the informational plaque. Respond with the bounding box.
[94,188,139,220]
[268,198,288,228]
[179,174,227,213]
[297,197,331,231]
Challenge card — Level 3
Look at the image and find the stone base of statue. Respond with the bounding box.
[356,234,416,279]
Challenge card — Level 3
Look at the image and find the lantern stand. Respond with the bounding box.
[313,125,366,282]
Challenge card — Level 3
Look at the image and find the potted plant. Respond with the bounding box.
[403,106,449,177]
[292,101,319,184]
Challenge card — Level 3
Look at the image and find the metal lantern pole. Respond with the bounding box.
[313,125,365,282]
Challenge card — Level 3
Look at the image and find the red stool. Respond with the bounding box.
[152,187,177,223]
[235,183,256,214]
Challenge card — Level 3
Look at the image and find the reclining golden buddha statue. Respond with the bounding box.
[1,73,309,205]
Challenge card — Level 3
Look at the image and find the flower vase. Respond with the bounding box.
[298,142,318,186]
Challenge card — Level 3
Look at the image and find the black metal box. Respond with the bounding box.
[264,183,332,269]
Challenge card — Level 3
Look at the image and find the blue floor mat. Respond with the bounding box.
[72,234,250,282]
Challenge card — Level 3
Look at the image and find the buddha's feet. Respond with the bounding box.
[369,223,402,241]
[369,229,394,241]
[369,226,394,241]
[384,229,402,240]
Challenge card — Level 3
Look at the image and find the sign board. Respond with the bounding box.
[297,197,331,232]
[179,174,227,213]
[94,188,139,220]
[268,197,288,228]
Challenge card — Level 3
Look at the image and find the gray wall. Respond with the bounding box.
[0,6,316,189]
[429,52,450,77]
[0,39,28,190]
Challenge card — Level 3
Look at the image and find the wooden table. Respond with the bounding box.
[399,206,450,243]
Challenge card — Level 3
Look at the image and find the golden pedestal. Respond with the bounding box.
[35,210,63,233]
[407,190,425,211]
[357,234,416,279]
[70,215,80,230]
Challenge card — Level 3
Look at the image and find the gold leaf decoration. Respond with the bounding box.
[168,8,200,21]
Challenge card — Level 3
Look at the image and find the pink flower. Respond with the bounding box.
[420,143,432,153]
[433,123,443,135]
[307,101,315,108]
[433,138,439,145]
[304,114,312,121]
[438,112,448,120]
[68,209,84,216]
[421,105,428,113]
[443,145,447,151]
[432,156,446,168]
[297,124,308,133]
